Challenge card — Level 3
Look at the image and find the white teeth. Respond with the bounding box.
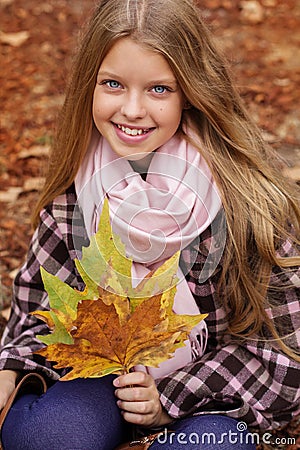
[117,124,149,136]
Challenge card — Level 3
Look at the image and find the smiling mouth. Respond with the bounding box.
[114,123,153,136]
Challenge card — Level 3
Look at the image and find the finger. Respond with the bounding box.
[113,371,153,388]
[120,409,155,426]
[117,399,152,415]
[115,385,150,402]
[121,411,148,426]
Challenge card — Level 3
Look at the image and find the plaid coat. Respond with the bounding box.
[0,184,299,430]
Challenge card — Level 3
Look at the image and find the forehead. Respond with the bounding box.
[99,37,176,80]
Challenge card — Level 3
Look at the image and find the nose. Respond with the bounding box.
[120,91,146,120]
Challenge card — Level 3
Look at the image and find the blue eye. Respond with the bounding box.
[106,80,121,89]
[152,85,167,94]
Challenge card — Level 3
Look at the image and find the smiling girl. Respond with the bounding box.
[93,37,185,167]
[0,0,299,449]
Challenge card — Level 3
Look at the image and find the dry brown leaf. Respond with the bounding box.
[0,30,30,47]
[0,187,22,203]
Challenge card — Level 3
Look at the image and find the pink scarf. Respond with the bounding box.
[75,130,222,378]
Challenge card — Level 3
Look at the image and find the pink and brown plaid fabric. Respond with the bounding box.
[0,183,299,430]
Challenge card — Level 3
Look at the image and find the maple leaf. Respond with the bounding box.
[32,199,207,380]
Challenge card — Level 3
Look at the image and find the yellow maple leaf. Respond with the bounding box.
[32,199,207,380]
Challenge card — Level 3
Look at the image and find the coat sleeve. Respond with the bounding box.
[0,186,87,381]
[156,234,300,430]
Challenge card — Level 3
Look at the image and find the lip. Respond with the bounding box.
[112,122,155,144]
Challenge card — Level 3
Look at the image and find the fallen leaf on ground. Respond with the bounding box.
[23,177,45,192]
[18,145,50,159]
[0,187,22,203]
[0,30,30,47]
[283,166,300,182]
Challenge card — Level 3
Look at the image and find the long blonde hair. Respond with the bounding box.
[33,0,300,359]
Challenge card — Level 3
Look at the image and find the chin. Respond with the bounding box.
[126,153,152,161]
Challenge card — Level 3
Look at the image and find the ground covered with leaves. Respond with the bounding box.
[0,0,299,448]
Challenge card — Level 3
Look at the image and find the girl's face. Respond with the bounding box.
[93,37,185,170]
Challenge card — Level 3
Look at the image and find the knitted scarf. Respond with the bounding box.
[75,130,222,378]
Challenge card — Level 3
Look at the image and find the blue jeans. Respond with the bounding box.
[1,376,256,449]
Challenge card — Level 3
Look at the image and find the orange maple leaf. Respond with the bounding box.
[32,199,207,380]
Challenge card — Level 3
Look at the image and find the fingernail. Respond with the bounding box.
[113,378,120,387]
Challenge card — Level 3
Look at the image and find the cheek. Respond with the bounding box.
[92,103,111,133]
[92,99,107,134]
[164,105,183,129]
[160,97,183,123]
[92,90,112,121]
[92,92,100,121]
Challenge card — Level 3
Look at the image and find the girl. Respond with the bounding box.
[0,0,299,449]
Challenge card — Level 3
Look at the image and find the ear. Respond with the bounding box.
[183,101,192,110]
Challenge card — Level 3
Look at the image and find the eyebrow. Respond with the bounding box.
[97,71,178,86]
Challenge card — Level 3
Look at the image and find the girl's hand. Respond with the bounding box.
[113,371,173,428]
[0,370,18,410]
